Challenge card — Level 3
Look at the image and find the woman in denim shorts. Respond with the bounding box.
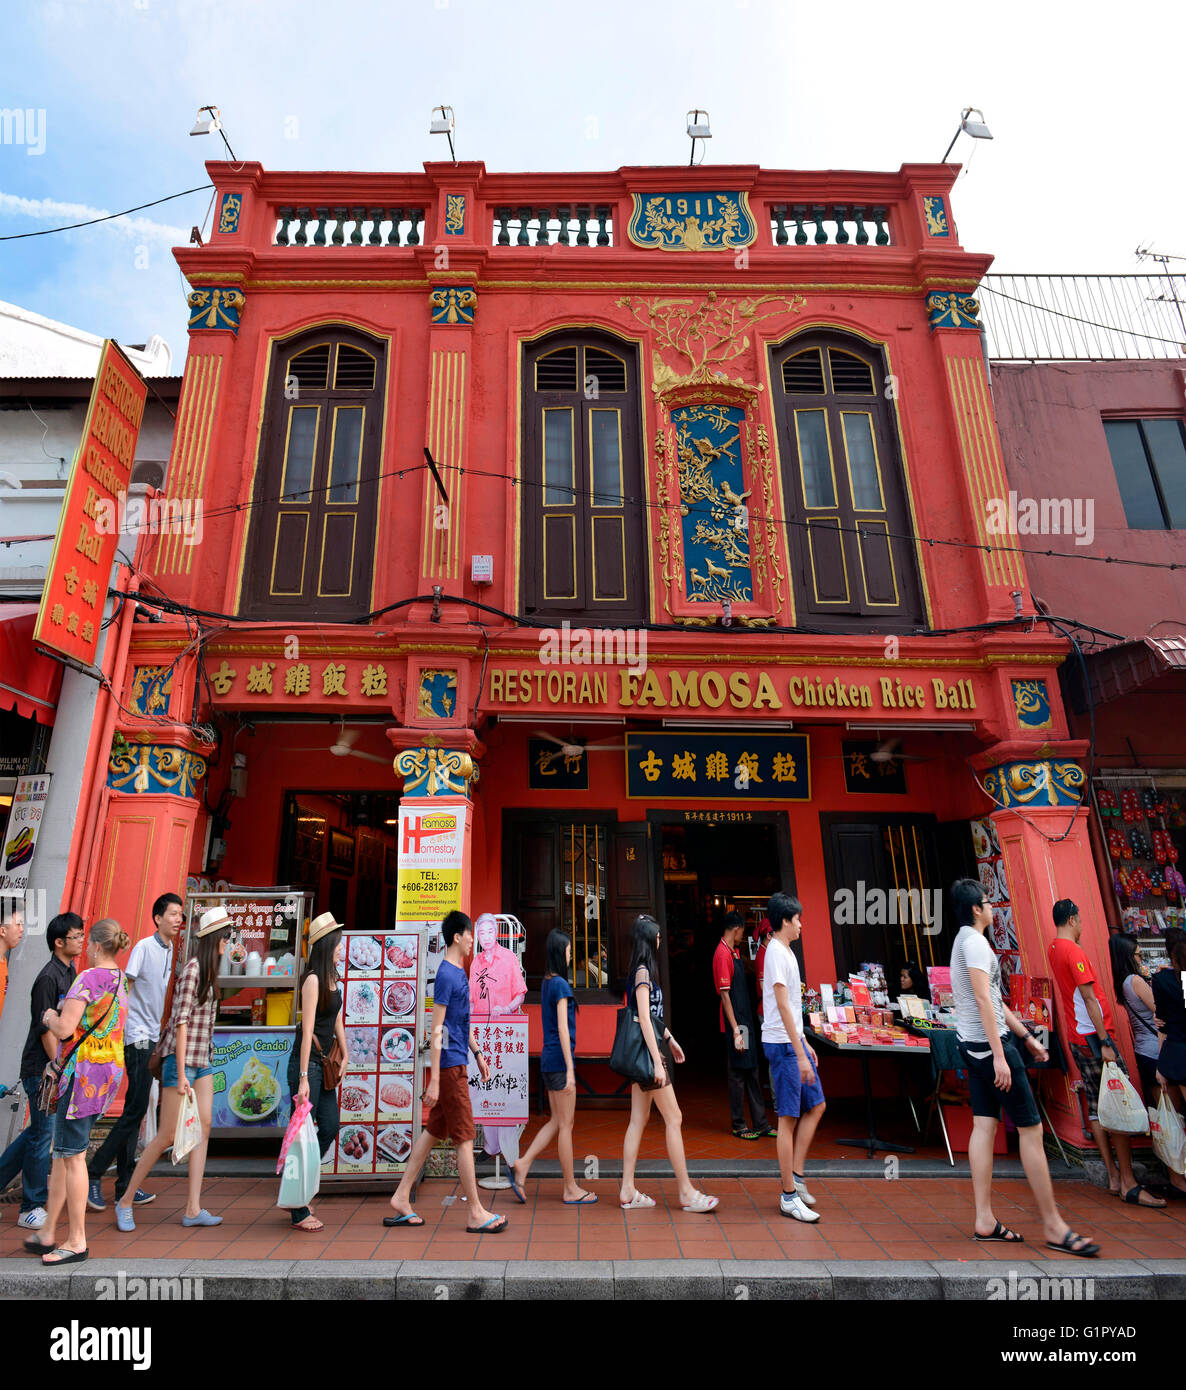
[26,918,130,1266]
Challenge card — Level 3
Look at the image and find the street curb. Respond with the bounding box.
[1,1256,1182,1300]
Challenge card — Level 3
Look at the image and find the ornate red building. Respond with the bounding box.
[73,158,1111,1146]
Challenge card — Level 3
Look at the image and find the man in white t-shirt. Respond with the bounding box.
[761,892,825,1223]
[948,877,1098,1258]
[86,892,184,1212]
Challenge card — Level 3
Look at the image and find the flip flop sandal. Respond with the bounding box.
[382,1212,424,1227]
[1045,1230,1100,1259]
[563,1192,598,1205]
[972,1221,1025,1243]
[681,1192,720,1214]
[1123,1185,1166,1208]
[42,1247,88,1265]
[23,1237,53,1255]
[508,1176,527,1205]
[620,1192,656,1209]
[466,1215,507,1234]
[292,1215,325,1232]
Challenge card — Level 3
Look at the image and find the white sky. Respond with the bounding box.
[2,0,1184,357]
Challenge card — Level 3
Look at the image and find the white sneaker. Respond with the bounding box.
[794,1178,817,1207]
[779,1192,820,1223]
[17,1207,47,1230]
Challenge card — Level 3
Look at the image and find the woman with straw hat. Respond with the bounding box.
[285,911,346,1232]
[114,905,230,1233]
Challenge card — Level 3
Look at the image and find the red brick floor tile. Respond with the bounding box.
[826,1241,887,1258]
[579,1241,630,1259]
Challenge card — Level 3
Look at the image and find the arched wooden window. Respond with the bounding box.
[771,333,925,630]
[520,332,648,621]
[239,327,386,619]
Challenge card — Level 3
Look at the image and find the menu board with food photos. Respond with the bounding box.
[323,928,426,1179]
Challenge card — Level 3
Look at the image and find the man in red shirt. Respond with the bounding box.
[713,911,773,1140]
[1048,899,1165,1208]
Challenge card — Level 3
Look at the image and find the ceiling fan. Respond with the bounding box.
[294,721,391,764]
[870,736,930,764]
[533,730,626,760]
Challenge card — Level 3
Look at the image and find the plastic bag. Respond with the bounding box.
[277,1109,321,1210]
[1149,1095,1186,1176]
[172,1087,202,1163]
[1096,1061,1149,1135]
[278,1098,312,1171]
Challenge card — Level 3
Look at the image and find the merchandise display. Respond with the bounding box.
[809,964,930,1047]
[1097,779,1186,934]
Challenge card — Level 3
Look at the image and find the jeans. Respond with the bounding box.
[286,1052,340,1223]
[87,1039,153,1197]
[0,1076,54,1212]
[726,1040,769,1132]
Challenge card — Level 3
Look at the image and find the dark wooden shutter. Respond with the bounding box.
[240,329,385,619]
[608,821,655,1000]
[772,335,925,631]
[521,334,648,621]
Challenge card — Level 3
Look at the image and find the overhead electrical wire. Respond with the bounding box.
[0,185,214,241]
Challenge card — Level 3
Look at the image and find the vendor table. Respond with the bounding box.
[807,1030,930,1157]
[916,1025,1069,1167]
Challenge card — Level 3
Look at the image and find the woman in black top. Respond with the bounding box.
[287,913,346,1231]
[1152,938,1186,1098]
[619,915,717,1214]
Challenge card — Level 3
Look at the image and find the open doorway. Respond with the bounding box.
[652,813,794,1086]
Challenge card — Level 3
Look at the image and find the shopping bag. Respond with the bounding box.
[277,1110,321,1210]
[277,1098,312,1172]
[172,1087,202,1164]
[1149,1095,1186,1176]
[609,1005,654,1086]
[1096,1061,1149,1135]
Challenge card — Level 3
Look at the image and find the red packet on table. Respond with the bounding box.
[856,1006,871,1025]
[844,1006,857,1024]
[808,1011,823,1031]
[1009,973,1028,1012]
[850,980,873,1008]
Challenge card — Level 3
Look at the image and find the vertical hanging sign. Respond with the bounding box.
[34,341,146,668]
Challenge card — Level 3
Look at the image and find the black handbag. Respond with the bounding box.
[610,1001,656,1086]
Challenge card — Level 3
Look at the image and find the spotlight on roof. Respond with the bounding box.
[686,108,711,166]
[941,106,992,163]
[189,104,236,160]
[430,105,457,163]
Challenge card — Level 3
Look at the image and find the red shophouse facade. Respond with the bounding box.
[72,159,1113,1146]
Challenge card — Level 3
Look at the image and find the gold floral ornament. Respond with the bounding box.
[926,292,980,329]
[108,743,208,798]
[617,291,804,392]
[394,746,474,796]
[430,287,477,325]
[983,760,1085,808]
[186,287,246,332]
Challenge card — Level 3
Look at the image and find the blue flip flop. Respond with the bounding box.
[382,1212,424,1227]
[563,1192,598,1205]
[466,1215,508,1234]
[508,1176,527,1205]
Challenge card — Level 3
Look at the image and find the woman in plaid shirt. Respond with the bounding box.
[114,906,230,1232]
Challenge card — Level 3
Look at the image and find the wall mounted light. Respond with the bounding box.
[941,107,992,163]
[686,109,711,166]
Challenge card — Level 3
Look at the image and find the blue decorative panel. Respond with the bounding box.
[922,195,949,237]
[186,287,245,333]
[673,403,754,603]
[982,760,1085,808]
[927,291,980,329]
[130,665,173,717]
[1012,679,1052,730]
[418,669,458,719]
[108,743,207,797]
[626,192,756,252]
[218,193,242,235]
[444,194,466,236]
[430,286,476,324]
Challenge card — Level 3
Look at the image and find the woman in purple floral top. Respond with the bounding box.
[27,918,129,1265]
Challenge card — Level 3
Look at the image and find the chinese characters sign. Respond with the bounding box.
[842,741,907,795]
[0,773,51,896]
[624,733,809,801]
[34,342,146,668]
[468,1018,529,1123]
[528,739,588,790]
[201,655,393,704]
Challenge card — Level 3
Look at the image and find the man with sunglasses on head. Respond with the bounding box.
[0,912,83,1231]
